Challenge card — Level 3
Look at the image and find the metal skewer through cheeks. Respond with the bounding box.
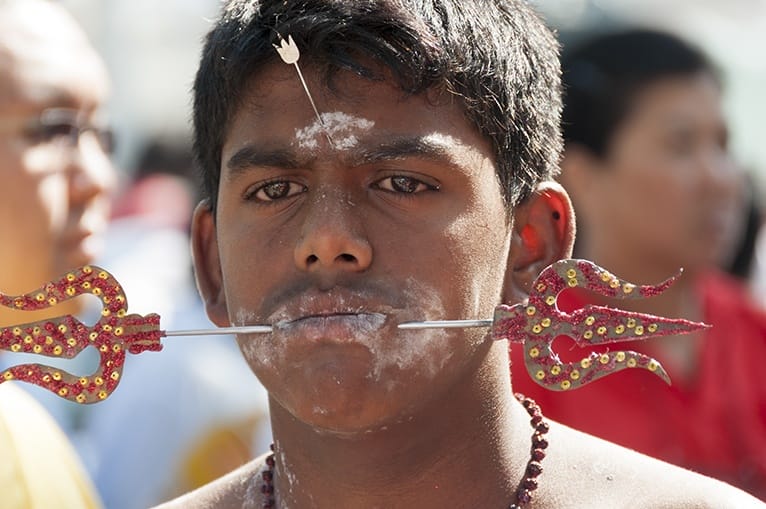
[0,259,708,403]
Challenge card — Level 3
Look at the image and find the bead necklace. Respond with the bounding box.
[260,393,549,508]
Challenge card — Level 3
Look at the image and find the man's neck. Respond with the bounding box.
[266,342,534,508]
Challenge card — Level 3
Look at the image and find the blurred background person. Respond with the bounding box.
[0,0,115,506]
[726,173,766,306]
[511,28,766,499]
[83,139,271,509]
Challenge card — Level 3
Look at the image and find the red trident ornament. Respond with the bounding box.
[492,259,709,390]
[0,266,162,403]
[1,259,709,403]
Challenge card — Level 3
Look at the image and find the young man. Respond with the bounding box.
[161,1,763,507]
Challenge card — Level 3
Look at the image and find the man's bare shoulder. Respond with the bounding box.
[541,421,765,508]
[152,452,270,509]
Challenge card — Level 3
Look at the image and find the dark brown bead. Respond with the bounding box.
[531,448,546,461]
[526,461,543,477]
[522,477,539,490]
[517,489,533,504]
[533,434,549,449]
[535,421,550,433]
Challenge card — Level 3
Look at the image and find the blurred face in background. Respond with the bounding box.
[0,0,115,295]
[567,72,743,274]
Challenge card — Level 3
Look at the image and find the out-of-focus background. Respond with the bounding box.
[11,1,763,507]
[59,0,765,183]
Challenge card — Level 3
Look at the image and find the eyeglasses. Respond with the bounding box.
[1,108,115,154]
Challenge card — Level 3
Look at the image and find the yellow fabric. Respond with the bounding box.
[178,415,261,491]
[0,383,103,509]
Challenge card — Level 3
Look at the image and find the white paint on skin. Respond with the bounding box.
[237,278,456,385]
[294,111,374,150]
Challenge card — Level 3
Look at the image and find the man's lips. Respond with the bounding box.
[271,312,388,343]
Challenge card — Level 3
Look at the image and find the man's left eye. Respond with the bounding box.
[374,176,436,194]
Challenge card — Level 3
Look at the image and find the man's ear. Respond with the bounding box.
[502,182,575,302]
[191,200,230,327]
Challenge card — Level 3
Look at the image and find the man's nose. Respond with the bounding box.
[293,189,373,274]
[67,131,116,203]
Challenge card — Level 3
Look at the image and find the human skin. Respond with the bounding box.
[0,0,115,323]
[187,64,762,508]
[198,61,515,433]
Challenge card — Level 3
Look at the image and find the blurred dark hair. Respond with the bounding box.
[561,28,718,156]
[727,176,764,279]
[193,0,562,213]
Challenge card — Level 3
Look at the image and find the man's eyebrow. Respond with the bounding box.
[224,135,462,178]
[225,146,302,176]
[355,136,459,166]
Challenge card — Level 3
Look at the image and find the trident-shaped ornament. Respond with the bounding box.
[0,266,269,403]
[0,260,708,403]
[490,259,708,390]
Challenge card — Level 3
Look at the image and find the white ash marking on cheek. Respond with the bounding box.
[360,277,452,381]
[294,111,375,150]
[234,306,278,367]
[233,307,258,327]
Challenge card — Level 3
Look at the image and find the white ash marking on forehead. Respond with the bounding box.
[294,111,374,150]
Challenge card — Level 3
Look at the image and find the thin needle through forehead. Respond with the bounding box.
[273,34,334,148]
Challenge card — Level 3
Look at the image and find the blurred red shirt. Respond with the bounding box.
[511,270,766,500]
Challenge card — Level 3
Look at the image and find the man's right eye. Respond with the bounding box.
[247,180,307,202]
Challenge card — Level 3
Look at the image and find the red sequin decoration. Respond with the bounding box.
[0,266,163,403]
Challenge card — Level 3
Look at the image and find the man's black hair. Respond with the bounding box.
[193,0,562,212]
[561,28,717,157]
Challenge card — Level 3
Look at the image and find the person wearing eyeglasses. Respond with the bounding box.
[0,0,114,507]
[0,0,116,327]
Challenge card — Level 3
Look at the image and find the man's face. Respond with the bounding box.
[201,62,514,433]
[577,73,743,272]
[0,2,115,293]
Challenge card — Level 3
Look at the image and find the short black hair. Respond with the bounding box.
[561,28,717,156]
[193,0,562,213]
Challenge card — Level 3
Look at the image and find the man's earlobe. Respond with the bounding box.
[191,200,230,327]
[503,182,575,301]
